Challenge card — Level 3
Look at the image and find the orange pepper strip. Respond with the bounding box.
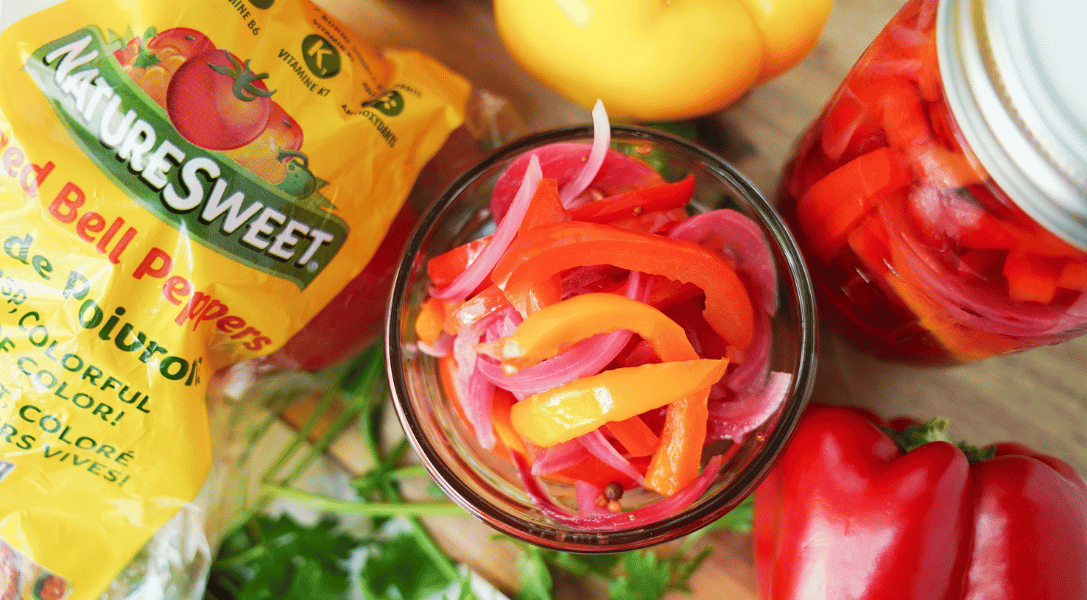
[492,388,527,457]
[604,417,659,457]
[488,293,728,495]
[442,284,511,335]
[414,297,447,346]
[644,395,709,496]
[509,358,727,449]
[490,221,755,353]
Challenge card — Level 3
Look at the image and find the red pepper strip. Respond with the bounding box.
[1058,261,1087,290]
[442,284,511,335]
[958,213,1087,258]
[520,177,570,230]
[956,213,1020,250]
[546,454,651,489]
[820,81,884,162]
[606,207,689,235]
[568,175,694,223]
[484,293,723,495]
[1002,250,1062,304]
[428,236,491,289]
[604,416,659,457]
[912,144,984,188]
[491,221,755,354]
[796,146,912,262]
[880,79,936,151]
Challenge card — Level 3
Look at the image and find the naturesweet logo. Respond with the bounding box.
[25,27,347,289]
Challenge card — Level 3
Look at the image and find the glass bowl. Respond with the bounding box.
[384,124,817,551]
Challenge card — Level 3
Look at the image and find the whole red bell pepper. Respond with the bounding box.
[753,404,1087,600]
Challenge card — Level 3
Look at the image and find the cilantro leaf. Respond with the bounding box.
[516,548,553,600]
[358,530,456,600]
[206,514,359,600]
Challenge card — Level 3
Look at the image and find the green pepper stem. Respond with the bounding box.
[882,417,996,463]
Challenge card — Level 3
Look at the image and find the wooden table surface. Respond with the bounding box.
[315,0,1087,596]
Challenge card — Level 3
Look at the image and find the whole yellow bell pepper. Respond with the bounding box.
[493,0,835,121]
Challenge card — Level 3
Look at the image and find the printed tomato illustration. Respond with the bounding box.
[166,49,275,150]
[114,27,215,108]
[33,574,68,600]
[224,101,304,184]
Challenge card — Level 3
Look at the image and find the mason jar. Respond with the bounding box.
[778,0,1087,364]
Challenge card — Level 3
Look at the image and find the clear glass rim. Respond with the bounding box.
[384,123,818,551]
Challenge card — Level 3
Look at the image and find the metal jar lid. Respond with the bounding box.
[938,0,1087,249]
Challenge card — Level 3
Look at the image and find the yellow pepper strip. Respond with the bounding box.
[509,358,728,448]
[491,293,730,495]
[478,292,699,370]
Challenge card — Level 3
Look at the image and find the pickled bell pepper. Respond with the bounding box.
[492,0,834,120]
[486,293,726,495]
[778,0,1087,363]
[568,174,694,224]
[490,221,755,355]
[480,293,699,369]
[509,358,728,448]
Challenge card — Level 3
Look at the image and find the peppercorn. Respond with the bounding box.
[603,481,624,502]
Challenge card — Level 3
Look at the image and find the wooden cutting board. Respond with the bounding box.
[304,0,1087,597]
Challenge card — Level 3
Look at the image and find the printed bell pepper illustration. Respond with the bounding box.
[225,101,305,185]
[112,27,215,108]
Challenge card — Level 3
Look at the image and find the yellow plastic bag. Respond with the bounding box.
[0,0,470,597]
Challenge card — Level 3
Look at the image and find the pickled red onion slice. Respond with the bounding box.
[708,371,793,442]
[489,143,661,223]
[575,480,610,516]
[559,100,610,206]
[431,155,543,301]
[513,454,724,531]
[530,439,589,476]
[727,308,772,393]
[880,195,1073,336]
[669,209,778,313]
[474,271,651,396]
[578,429,646,487]
[451,311,504,450]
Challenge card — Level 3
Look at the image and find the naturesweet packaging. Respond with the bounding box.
[0,0,469,597]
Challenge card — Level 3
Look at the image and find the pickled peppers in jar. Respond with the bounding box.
[778,0,1087,364]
